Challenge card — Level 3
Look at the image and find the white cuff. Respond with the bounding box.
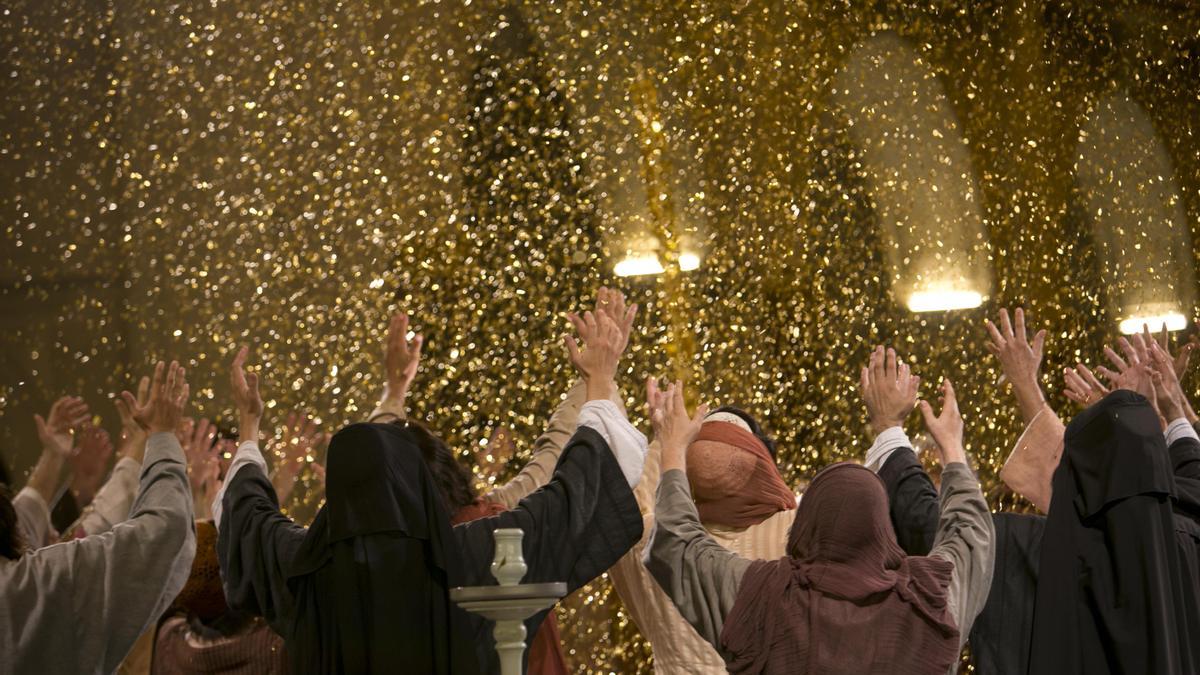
[1166,417,1199,447]
[577,399,649,488]
[864,426,913,472]
[211,440,269,532]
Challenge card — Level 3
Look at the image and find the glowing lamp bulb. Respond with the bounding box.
[1118,312,1187,335]
[906,289,984,313]
[614,254,665,277]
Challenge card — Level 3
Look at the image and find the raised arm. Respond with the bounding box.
[642,379,749,649]
[486,287,636,508]
[920,379,995,648]
[365,313,423,423]
[14,396,91,548]
[10,361,197,674]
[214,345,309,628]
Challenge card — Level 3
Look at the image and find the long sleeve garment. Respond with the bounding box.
[879,448,1045,675]
[216,411,645,674]
[0,433,197,675]
[62,456,143,540]
[607,439,796,674]
[649,463,993,675]
[12,486,55,550]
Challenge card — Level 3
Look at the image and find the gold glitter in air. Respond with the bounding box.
[3,2,1199,672]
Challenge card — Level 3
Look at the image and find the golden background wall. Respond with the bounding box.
[2,1,1199,670]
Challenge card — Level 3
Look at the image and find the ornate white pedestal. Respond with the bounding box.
[450,528,566,675]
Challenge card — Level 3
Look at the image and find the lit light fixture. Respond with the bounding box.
[1118,312,1187,335]
[614,253,665,277]
[678,251,701,272]
[906,289,984,313]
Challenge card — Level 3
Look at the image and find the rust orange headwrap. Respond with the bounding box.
[687,421,796,528]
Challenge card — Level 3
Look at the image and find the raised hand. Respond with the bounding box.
[1150,322,1197,385]
[984,307,1048,423]
[593,286,638,357]
[180,417,217,485]
[565,311,624,401]
[859,346,921,436]
[230,346,263,443]
[918,378,967,466]
[69,424,114,506]
[114,376,151,462]
[1062,364,1109,407]
[1146,337,1196,424]
[271,411,327,504]
[646,378,709,472]
[34,396,91,457]
[121,361,189,434]
[1097,333,1156,401]
[383,312,423,404]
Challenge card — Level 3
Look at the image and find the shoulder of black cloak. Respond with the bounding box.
[967,512,1045,675]
[453,425,643,589]
[1063,390,1175,519]
[216,462,310,629]
[451,424,643,673]
[1168,436,1200,518]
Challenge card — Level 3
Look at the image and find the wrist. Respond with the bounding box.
[868,417,901,437]
[585,377,616,402]
[382,382,409,404]
[661,441,687,472]
[238,414,261,444]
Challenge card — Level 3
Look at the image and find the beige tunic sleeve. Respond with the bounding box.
[999,406,1064,513]
[12,486,54,549]
[62,456,142,538]
[644,469,751,654]
[928,462,996,656]
[485,379,597,509]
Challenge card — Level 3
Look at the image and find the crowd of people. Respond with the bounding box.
[1,287,1198,674]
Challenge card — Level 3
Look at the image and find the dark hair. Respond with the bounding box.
[394,420,477,514]
[1,484,27,560]
[710,405,778,459]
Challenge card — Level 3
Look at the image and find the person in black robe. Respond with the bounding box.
[217,420,642,674]
[215,303,646,674]
[880,389,1200,675]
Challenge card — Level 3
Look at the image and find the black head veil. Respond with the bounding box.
[286,422,482,674]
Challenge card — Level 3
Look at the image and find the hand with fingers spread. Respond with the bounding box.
[984,307,1048,424]
[114,376,151,463]
[1147,322,1198,386]
[918,379,967,466]
[1146,339,1196,424]
[1097,333,1156,401]
[565,308,625,401]
[646,378,710,473]
[860,346,921,436]
[180,418,217,496]
[230,346,263,443]
[121,361,190,435]
[382,312,424,407]
[592,286,639,357]
[272,411,328,504]
[35,396,91,457]
[1063,364,1110,408]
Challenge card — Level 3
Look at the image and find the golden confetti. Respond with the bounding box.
[3,2,1199,672]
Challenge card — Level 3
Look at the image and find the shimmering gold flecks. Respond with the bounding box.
[3,1,1199,672]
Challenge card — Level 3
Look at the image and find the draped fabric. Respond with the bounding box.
[688,421,795,529]
[217,422,642,674]
[1027,390,1200,675]
[878,448,1046,675]
[719,462,958,675]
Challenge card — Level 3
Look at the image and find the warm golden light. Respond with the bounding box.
[1118,312,1188,336]
[677,251,701,272]
[906,289,984,313]
[614,254,665,277]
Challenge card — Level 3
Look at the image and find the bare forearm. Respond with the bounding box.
[585,377,616,403]
[1011,378,1046,426]
[26,449,67,505]
[238,413,261,445]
